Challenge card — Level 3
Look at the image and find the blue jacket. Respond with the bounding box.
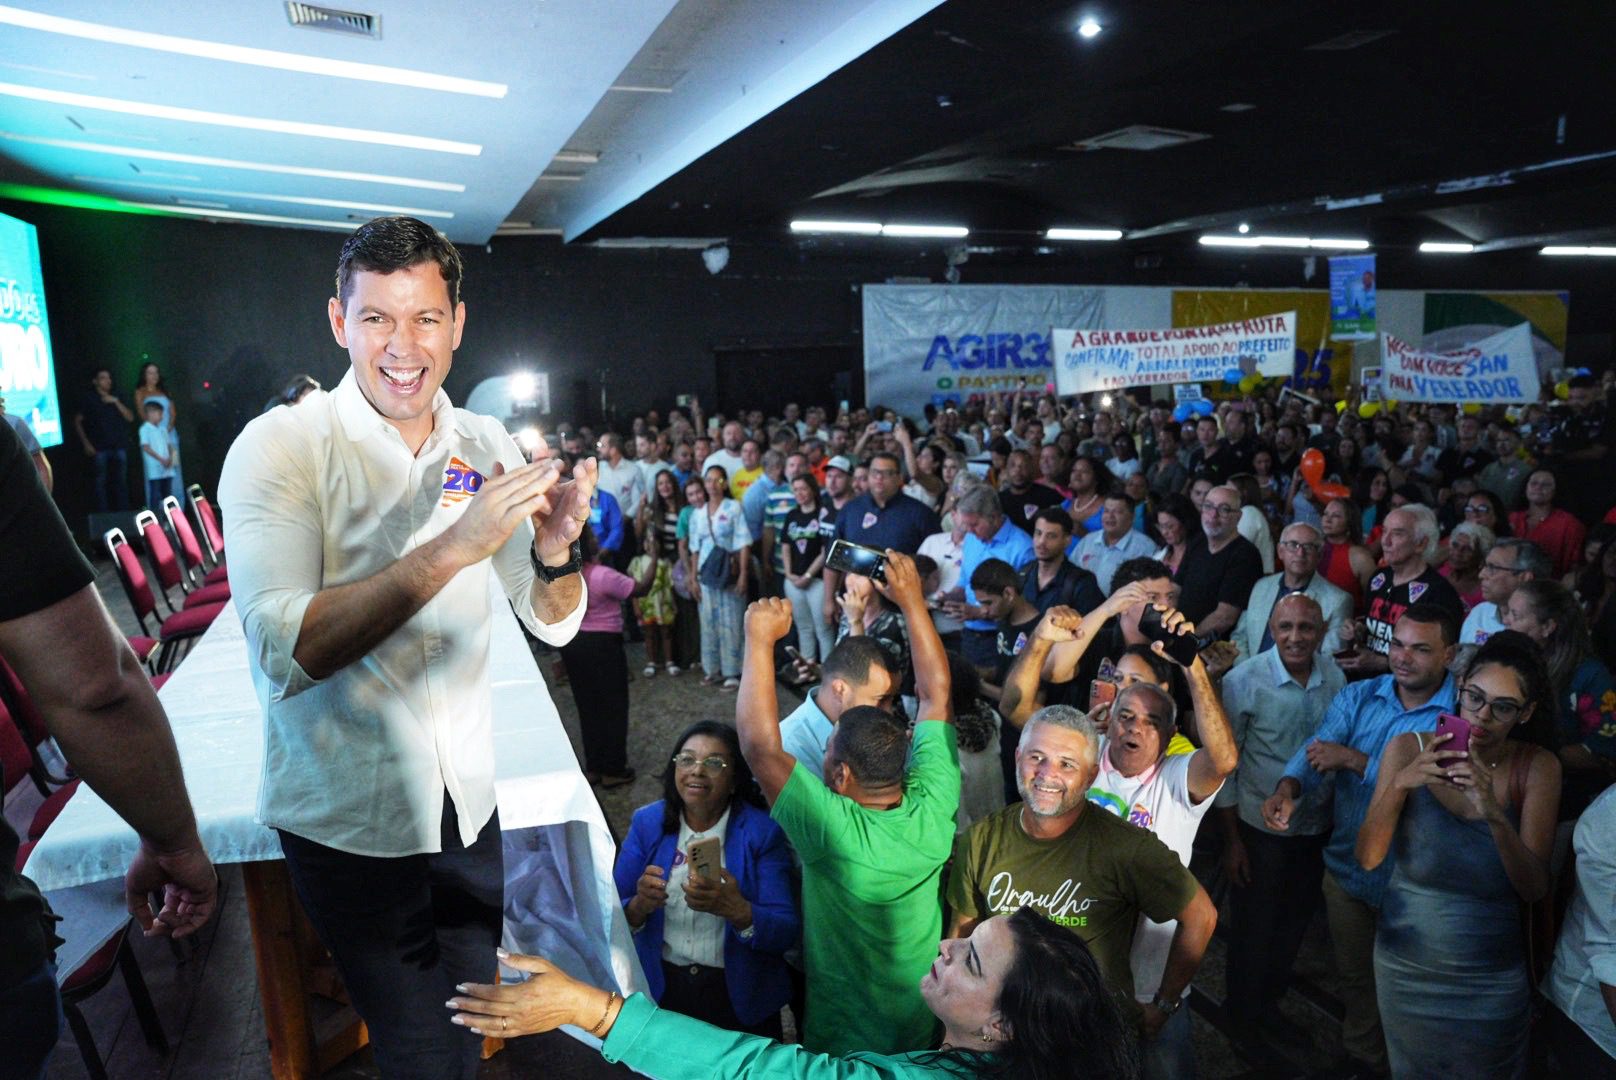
[589,490,624,552]
[615,799,799,1026]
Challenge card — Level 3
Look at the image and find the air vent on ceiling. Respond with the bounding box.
[285,3,380,38]
[1061,125,1210,152]
[1306,29,1394,51]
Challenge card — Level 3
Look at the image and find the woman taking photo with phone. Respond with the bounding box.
[1357,631,1561,1079]
[614,721,797,1037]
[446,906,1138,1080]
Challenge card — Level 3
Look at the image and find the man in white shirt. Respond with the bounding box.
[219,216,593,1080]
[1463,538,1549,646]
[704,421,747,480]
[1070,493,1157,594]
[597,431,647,522]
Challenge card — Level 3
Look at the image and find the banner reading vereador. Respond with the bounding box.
[1053,312,1296,394]
[1380,323,1539,404]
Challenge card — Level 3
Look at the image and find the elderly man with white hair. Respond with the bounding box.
[1338,503,1464,676]
[1173,483,1264,643]
[1230,522,1352,662]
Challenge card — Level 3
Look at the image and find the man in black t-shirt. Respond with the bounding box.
[0,422,216,1074]
[998,449,1062,534]
[1340,504,1464,678]
[1174,485,1264,642]
[72,367,135,512]
[971,557,1047,800]
[1435,414,1496,486]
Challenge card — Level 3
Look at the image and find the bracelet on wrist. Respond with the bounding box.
[589,990,620,1037]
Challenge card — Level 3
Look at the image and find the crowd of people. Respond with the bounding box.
[510,377,1616,1078]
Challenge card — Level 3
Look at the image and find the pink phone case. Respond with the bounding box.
[1435,712,1471,757]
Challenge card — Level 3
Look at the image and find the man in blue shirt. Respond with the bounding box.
[1262,602,1458,1077]
[950,485,1035,670]
[822,451,939,627]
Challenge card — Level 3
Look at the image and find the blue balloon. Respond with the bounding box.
[1223,369,1242,385]
[1192,399,1215,416]
[1172,402,1192,422]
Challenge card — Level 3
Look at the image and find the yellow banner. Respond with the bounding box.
[1172,289,1352,401]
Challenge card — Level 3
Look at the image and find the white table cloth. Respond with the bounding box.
[25,588,644,998]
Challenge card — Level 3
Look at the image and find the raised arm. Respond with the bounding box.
[999,606,1084,729]
[737,598,799,804]
[1180,649,1239,802]
[872,551,950,722]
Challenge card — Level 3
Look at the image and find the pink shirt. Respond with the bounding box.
[580,562,634,633]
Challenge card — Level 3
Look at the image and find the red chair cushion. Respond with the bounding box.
[29,777,80,840]
[181,581,231,608]
[150,673,171,691]
[159,601,225,638]
[204,565,229,585]
[0,704,32,797]
[61,932,122,992]
[127,636,160,663]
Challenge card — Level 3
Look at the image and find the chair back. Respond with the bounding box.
[105,527,158,632]
[0,654,48,747]
[188,485,224,563]
[0,699,32,798]
[161,496,206,577]
[135,510,186,612]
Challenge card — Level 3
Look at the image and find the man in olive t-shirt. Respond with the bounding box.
[737,554,959,1056]
[947,704,1207,1040]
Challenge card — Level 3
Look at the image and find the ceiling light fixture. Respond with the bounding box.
[1419,241,1475,253]
[1541,245,1616,256]
[1200,234,1369,250]
[0,131,466,190]
[1077,19,1103,38]
[881,224,969,238]
[1237,223,1250,234]
[790,219,882,235]
[68,175,453,218]
[1046,227,1123,241]
[0,5,506,97]
[126,202,356,230]
[0,82,481,155]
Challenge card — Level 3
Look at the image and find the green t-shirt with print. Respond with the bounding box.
[946,801,1195,1006]
[771,720,960,1057]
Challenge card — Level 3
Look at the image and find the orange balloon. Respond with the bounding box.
[1300,448,1326,488]
[1313,482,1353,501]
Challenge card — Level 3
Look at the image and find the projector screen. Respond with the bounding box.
[0,210,61,448]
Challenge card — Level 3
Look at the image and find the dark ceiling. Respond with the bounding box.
[588,0,1616,255]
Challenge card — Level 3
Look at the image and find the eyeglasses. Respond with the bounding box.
[672,753,730,773]
[1464,504,1492,515]
[868,467,900,477]
[1278,540,1321,553]
[1480,560,1523,575]
[1205,504,1240,516]
[1457,685,1525,724]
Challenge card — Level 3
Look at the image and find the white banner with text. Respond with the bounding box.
[1053,312,1297,394]
[1380,323,1539,404]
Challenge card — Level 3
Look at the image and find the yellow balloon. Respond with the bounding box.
[1359,402,1381,418]
[1386,399,1399,410]
[1238,374,1259,394]
[1556,381,1571,400]
[1463,403,1482,415]
[1335,400,1348,413]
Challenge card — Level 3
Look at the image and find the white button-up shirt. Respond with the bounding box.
[662,806,731,969]
[218,372,584,857]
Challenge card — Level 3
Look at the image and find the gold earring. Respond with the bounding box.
[979,1031,994,1044]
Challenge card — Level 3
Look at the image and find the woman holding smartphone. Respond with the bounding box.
[1356,631,1561,1079]
[615,721,797,1037]
[686,465,752,690]
[447,907,1138,1080]
[780,474,835,663]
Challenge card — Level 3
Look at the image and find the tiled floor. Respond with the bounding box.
[13,562,1355,1077]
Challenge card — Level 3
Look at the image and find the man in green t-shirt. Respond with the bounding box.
[738,551,959,1057]
[946,704,1214,1043]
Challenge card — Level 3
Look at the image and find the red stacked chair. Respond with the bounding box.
[103,527,222,672]
[135,509,230,614]
[185,483,228,583]
[162,495,227,590]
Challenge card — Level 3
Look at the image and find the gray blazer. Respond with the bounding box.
[1230,571,1352,662]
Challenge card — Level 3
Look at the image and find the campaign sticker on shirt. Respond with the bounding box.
[1370,572,1386,592]
[1475,630,1491,644]
[1024,503,1039,521]
[1012,632,1029,655]
[671,848,686,867]
[862,511,879,529]
[441,456,485,508]
[1408,581,1427,603]
[796,539,809,554]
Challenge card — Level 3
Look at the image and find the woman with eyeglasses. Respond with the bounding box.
[1357,631,1561,1080]
[1500,580,1616,819]
[1440,521,1494,613]
[613,720,798,1037]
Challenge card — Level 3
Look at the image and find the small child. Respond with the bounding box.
[626,530,676,677]
[138,400,175,509]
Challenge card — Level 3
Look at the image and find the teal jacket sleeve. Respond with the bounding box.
[602,993,942,1078]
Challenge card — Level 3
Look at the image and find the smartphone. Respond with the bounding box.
[1137,604,1200,667]
[675,393,692,408]
[784,645,803,663]
[1089,678,1118,710]
[875,420,893,433]
[1434,713,1472,757]
[687,836,722,882]
[1332,648,1359,662]
[826,539,887,581]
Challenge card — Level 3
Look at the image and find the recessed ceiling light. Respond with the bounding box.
[1077,19,1103,38]
[1237,223,1250,234]
[0,82,481,155]
[0,5,506,97]
[119,200,357,230]
[1046,227,1123,241]
[881,224,969,238]
[1541,245,1616,256]
[69,175,453,218]
[1220,103,1257,112]
[1419,242,1474,253]
[790,220,883,235]
[1201,234,1369,250]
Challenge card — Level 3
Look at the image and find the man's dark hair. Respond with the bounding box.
[335,215,463,307]
[989,436,1015,456]
[821,635,896,689]
[1031,506,1072,534]
[830,705,909,786]
[867,450,901,473]
[1112,557,1172,592]
[970,557,1021,597]
[142,400,164,414]
[1396,601,1460,647]
[1105,491,1136,512]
